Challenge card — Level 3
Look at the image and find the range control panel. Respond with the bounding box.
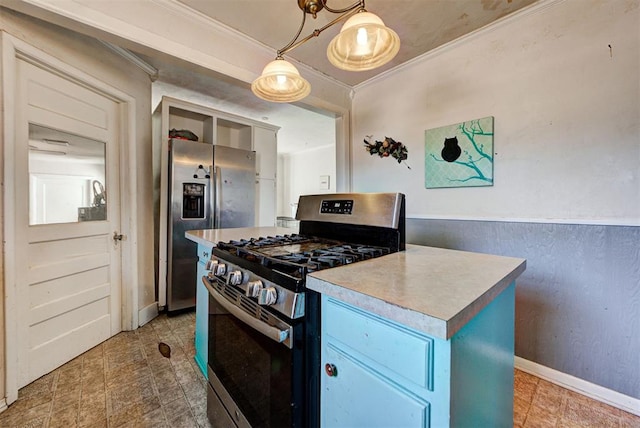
[320,199,353,215]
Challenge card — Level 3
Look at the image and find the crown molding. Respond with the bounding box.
[354,0,565,92]
[98,40,158,81]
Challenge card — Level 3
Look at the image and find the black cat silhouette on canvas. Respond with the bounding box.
[441,137,461,162]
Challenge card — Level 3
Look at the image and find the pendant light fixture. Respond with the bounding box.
[252,58,311,103]
[251,0,400,103]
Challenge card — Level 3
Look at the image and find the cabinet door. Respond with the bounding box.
[194,259,208,378]
[255,178,276,227]
[253,126,277,180]
[321,345,430,428]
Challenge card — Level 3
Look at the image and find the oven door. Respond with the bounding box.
[206,278,304,427]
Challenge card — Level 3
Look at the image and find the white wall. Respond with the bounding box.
[279,145,337,217]
[351,0,640,401]
[352,0,639,225]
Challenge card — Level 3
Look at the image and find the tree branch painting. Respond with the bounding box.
[424,116,494,188]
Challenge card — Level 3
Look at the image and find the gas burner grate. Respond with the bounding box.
[323,244,389,259]
[214,235,393,289]
[228,234,312,249]
[265,243,391,273]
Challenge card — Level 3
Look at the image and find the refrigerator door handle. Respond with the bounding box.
[212,165,221,228]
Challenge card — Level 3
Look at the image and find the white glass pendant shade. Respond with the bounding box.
[327,11,400,71]
[251,58,311,102]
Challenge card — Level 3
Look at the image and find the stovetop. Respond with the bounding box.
[212,234,391,292]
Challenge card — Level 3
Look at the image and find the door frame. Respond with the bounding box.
[1,32,140,404]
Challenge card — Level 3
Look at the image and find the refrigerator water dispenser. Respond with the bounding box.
[183,183,206,219]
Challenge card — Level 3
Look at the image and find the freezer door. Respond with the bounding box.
[212,146,256,228]
[168,139,213,312]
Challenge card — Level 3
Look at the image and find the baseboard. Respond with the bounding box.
[138,302,159,327]
[0,398,7,414]
[515,356,640,416]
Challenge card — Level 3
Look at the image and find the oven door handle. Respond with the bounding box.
[204,278,292,348]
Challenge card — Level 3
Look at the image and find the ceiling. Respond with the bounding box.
[9,0,540,155]
[176,0,538,87]
[29,123,105,161]
[134,0,538,153]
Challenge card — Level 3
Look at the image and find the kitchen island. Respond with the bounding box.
[306,244,526,427]
[187,228,525,427]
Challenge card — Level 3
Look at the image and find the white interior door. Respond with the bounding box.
[14,58,122,387]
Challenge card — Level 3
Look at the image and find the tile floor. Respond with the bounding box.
[1,311,638,428]
[514,370,639,427]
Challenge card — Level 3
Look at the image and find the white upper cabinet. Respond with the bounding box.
[216,118,252,151]
[253,126,278,180]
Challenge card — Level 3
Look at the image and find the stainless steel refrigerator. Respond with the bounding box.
[166,138,256,312]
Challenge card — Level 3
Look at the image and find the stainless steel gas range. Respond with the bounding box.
[201,193,406,427]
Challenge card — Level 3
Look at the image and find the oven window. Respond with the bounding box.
[209,299,294,427]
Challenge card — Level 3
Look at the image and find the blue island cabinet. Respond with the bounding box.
[194,243,211,379]
[320,283,516,428]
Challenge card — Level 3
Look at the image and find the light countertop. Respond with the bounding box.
[307,244,526,340]
[185,226,298,247]
[186,229,525,340]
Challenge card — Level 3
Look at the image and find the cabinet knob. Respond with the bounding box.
[325,363,338,377]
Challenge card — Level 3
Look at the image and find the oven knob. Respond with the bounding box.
[246,280,263,298]
[227,270,244,285]
[258,287,278,305]
[205,258,219,271]
[213,263,227,277]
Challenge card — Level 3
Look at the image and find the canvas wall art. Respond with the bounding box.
[424,116,494,188]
